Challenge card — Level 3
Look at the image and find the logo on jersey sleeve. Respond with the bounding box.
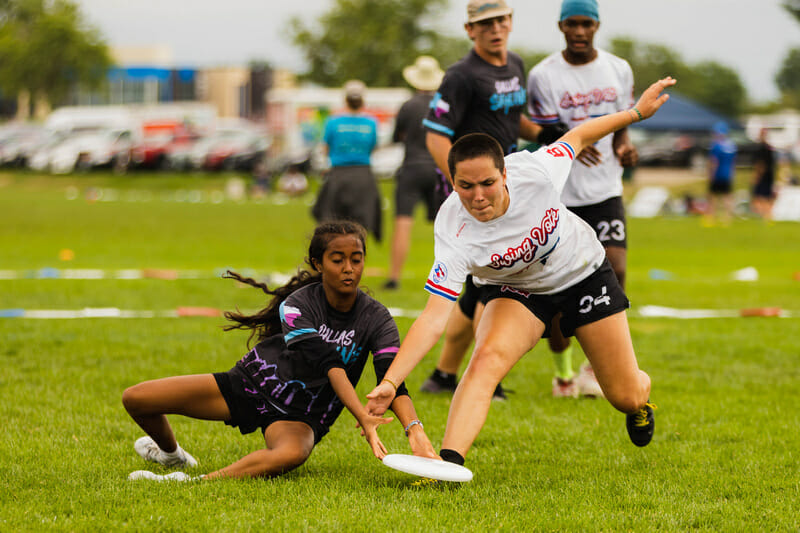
[430,93,451,118]
[280,304,302,327]
[431,261,448,283]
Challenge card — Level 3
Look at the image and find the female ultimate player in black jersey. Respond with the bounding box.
[123,220,435,480]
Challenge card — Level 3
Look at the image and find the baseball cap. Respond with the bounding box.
[402,56,445,91]
[467,0,513,24]
[344,80,366,98]
[560,0,599,22]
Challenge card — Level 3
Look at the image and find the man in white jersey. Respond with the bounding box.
[366,77,675,468]
[527,0,638,399]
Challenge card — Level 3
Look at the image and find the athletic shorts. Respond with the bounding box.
[394,164,440,220]
[568,196,627,249]
[481,258,630,338]
[709,178,732,194]
[457,275,488,319]
[214,367,327,444]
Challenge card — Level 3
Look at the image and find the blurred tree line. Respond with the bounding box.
[0,0,111,113]
[291,0,800,118]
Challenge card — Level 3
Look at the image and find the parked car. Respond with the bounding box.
[28,127,139,174]
[0,123,49,167]
[631,128,761,170]
[188,120,270,171]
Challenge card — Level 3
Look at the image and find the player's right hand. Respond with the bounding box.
[366,381,396,416]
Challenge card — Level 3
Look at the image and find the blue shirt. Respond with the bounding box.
[323,113,378,167]
[709,138,737,181]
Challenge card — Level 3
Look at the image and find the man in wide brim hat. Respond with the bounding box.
[402,56,445,92]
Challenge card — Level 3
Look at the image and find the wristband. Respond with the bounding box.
[381,378,398,391]
[632,107,643,121]
[404,419,423,436]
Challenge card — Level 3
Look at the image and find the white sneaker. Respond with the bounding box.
[134,436,198,467]
[552,377,579,398]
[575,364,604,398]
[129,470,195,482]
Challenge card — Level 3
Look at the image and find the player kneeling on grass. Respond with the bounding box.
[366,78,676,470]
[122,220,436,481]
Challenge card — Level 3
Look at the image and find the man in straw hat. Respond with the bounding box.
[419,0,562,400]
[384,56,446,290]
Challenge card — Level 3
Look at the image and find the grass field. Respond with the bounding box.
[1,169,799,531]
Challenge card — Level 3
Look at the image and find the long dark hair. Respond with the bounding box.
[223,220,368,346]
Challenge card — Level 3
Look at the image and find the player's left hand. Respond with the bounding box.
[616,144,638,167]
[577,144,602,167]
[408,429,437,459]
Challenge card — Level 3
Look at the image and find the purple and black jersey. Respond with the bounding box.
[423,49,527,154]
[232,282,406,435]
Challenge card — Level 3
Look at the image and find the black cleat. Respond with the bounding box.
[626,401,657,447]
[492,383,508,401]
[420,370,457,394]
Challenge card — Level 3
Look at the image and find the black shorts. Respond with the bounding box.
[481,258,630,338]
[709,178,732,194]
[568,196,627,249]
[457,275,488,319]
[394,164,440,220]
[214,368,327,444]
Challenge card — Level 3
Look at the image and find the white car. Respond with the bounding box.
[29,128,139,174]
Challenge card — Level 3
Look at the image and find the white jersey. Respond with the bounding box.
[527,49,634,207]
[424,142,606,300]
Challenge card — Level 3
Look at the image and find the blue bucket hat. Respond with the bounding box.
[560,0,599,21]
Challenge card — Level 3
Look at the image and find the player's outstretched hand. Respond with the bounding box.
[357,413,393,459]
[634,77,676,120]
[408,430,437,459]
[366,381,396,416]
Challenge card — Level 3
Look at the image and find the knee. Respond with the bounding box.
[606,380,650,414]
[121,383,148,415]
[464,345,506,383]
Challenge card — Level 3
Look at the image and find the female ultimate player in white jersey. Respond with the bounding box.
[365,77,676,468]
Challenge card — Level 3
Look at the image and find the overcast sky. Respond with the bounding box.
[73,0,799,103]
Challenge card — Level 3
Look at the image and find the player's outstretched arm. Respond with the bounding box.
[561,77,676,158]
[328,367,393,459]
[366,294,455,415]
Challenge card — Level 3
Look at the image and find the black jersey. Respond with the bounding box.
[423,49,527,154]
[394,92,437,168]
[233,283,406,431]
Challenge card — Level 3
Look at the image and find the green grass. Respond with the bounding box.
[1,169,799,531]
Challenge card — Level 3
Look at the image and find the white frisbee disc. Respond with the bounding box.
[382,454,473,482]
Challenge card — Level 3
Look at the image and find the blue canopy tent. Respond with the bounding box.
[630,93,741,132]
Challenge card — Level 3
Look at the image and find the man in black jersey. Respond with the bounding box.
[419,0,548,399]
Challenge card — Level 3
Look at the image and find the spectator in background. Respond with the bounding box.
[704,121,737,226]
[278,163,309,197]
[383,56,446,290]
[750,128,776,222]
[313,81,382,241]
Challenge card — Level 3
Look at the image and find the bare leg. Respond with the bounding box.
[575,311,650,414]
[604,246,627,290]
[435,305,475,375]
[441,299,542,456]
[122,374,230,453]
[387,215,413,284]
[204,421,315,480]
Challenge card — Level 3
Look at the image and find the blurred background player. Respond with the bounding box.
[704,121,738,226]
[750,128,777,222]
[313,80,382,241]
[418,0,546,400]
[383,56,446,290]
[527,0,637,398]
